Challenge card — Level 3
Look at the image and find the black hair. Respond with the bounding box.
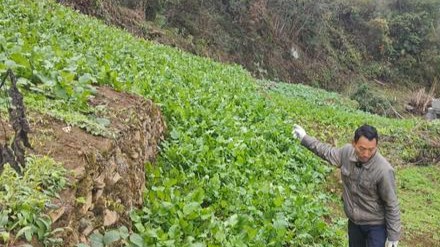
[354,124,378,143]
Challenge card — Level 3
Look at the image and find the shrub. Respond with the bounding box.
[350,84,393,116]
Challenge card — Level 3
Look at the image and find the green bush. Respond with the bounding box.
[350,84,392,115]
[361,62,393,82]
[365,18,393,59]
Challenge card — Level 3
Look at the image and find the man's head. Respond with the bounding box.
[352,124,378,163]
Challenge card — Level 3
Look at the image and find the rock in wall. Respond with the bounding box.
[31,86,167,245]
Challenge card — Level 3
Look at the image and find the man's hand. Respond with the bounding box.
[385,239,398,247]
[292,124,306,141]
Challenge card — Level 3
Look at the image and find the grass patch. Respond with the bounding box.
[398,165,440,246]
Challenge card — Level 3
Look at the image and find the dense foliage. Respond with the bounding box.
[0,0,344,245]
[0,156,67,245]
[1,0,439,246]
[124,0,440,91]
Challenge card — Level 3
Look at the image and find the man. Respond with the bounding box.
[292,124,400,247]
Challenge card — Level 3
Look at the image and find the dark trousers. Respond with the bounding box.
[348,220,387,247]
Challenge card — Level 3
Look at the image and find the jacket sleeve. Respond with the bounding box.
[300,135,342,168]
[378,168,401,241]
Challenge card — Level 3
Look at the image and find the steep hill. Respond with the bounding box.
[1,0,440,246]
[60,0,440,114]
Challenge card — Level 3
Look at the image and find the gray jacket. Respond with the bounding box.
[301,135,401,241]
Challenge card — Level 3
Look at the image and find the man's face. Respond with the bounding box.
[352,136,377,163]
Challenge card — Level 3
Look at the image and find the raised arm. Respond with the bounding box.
[292,124,342,167]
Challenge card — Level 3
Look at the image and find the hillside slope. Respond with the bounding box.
[1,0,440,246]
[61,0,440,101]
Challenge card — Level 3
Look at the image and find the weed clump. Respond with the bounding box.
[351,84,393,116]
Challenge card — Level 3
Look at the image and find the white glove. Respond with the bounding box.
[292,124,306,141]
[385,239,398,247]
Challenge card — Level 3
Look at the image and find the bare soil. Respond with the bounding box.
[1,86,166,246]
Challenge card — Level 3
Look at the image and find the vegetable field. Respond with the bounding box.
[1,0,439,246]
